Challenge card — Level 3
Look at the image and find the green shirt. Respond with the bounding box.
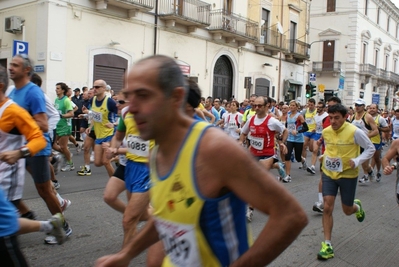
[54,96,73,128]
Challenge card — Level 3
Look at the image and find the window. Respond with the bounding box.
[290,21,297,52]
[377,8,380,24]
[327,0,336,12]
[223,0,232,14]
[362,43,367,64]
[261,8,270,44]
[373,86,377,93]
[375,49,379,67]
[396,23,399,38]
[360,83,365,90]
[387,16,390,32]
[365,0,368,15]
[385,54,389,71]
[394,58,398,73]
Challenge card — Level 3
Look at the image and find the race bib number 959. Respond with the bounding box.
[324,156,343,172]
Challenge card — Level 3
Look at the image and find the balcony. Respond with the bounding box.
[390,72,399,84]
[95,0,155,15]
[256,28,286,56]
[312,61,341,74]
[285,39,309,62]
[376,68,389,81]
[208,9,258,44]
[359,64,377,76]
[158,0,211,29]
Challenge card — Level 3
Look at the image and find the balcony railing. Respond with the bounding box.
[391,72,399,84]
[158,0,211,26]
[108,0,155,10]
[208,9,258,41]
[259,28,286,49]
[286,39,308,57]
[377,68,389,80]
[312,61,341,72]
[359,64,376,76]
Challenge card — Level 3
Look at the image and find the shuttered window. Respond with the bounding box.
[327,0,336,12]
[93,54,127,94]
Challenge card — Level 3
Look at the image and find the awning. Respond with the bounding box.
[287,79,303,86]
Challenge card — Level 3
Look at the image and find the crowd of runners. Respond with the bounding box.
[2,54,399,266]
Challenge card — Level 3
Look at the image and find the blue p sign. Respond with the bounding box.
[13,40,29,56]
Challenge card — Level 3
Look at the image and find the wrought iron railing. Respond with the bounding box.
[117,0,155,9]
[312,61,341,72]
[286,39,308,57]
[208,9,258,40]
[259,28,286,49]
[158,0,211,25]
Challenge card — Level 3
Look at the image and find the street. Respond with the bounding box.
[19,146,399,267]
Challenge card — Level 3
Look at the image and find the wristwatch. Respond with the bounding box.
[20,146,30,158]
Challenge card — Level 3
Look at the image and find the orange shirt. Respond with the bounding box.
[0,98,46,155]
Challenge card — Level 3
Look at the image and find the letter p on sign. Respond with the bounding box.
[13,40,29,56]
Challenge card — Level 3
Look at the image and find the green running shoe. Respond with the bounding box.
[317,241,334,260]
[354,199,365,222]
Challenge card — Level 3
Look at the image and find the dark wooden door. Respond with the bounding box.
[213,56,233,100]
[322,40,335,70]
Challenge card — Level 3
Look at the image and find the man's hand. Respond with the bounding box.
[0,150,21,165]
[383,165,394,175]
[95,253,130,267]
[85,128,91,135]
[349,159,355,169]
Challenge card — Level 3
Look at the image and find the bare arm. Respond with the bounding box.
[366,114,378,138]
[197,129,308,266]
[382,139,399,175]
[33,112,48,133]
[62,110,74,119]
[202,109,215,124]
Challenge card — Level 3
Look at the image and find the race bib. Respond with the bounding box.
[250,136,264,150]
[287,124,296,132]
[155,219,200,267]
[316,124,323,133]
[92,111,102,123]
[324,156,343,172]
[127,134,149,157]
[305,118,314,125]
[394,127,399,135]
[228,121,237,129]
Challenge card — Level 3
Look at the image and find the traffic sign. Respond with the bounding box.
[13,40,28,56]
[309,73,316,82]
[372,94,380,105]
[318,84,325,93]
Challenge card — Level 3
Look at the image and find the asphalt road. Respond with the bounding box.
[19,145,399,267]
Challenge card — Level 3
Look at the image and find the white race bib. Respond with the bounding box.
[288,124,296,132]
[324,156,343,172]
[92,111,102,123]
[155,218,200,267]
[394,127,399,135]
[127,134,149,157]
[250,136,264,150]
[316,124,323,133]
[305,118,314,125]
[228,121,237,129]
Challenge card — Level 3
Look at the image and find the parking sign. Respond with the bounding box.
[13,40,28,56]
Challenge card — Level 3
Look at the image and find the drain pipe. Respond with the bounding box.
[153,0,159,55]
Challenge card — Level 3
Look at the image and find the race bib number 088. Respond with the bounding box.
[127,134,149,157]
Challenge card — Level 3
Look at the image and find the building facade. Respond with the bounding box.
[309,0,399,109]
[0,0,310,103]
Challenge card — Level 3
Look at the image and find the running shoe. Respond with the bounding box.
[61,163,75,172]
[282,175,292,183]
[48,213,67,245]
[376,172,382,182]
[90,152,95,163]
[317,241,334,260]
[75,144,82,154]
[77,166,91,176]
[354,199,365,222]
[307,165,316,175]
[367,170,375,182]
[246,208,253,222]
[61,199,71,213]
[312,201,324,213]
[52,180,60,190]
[45,221,72,245]
[277,162,286,178]
[358,174,369,184]
[300,158,307,170]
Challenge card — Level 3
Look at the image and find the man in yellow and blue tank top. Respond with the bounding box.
[317,104,375,261]
[84,79,118,177]
[95,55,308,267]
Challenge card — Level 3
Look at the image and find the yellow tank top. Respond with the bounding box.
[322,122,359,179]
[150,121,251,267]
[91,96,114,139]
[305,108,317,131]
[370,115,381,144]
[123,110,155,163]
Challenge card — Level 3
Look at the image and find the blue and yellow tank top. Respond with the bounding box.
[91,96,114,139]
[150,121,251,267]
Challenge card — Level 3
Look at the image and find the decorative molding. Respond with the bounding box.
[374,37,383,47]
[288,4,302,13]
[361,30,371,40]
[318,28,341,37]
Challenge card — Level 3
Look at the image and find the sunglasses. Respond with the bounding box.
[117,100,129,105]
[93,85,103,89]
[354,104,364,107]
[253,104,265,108]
